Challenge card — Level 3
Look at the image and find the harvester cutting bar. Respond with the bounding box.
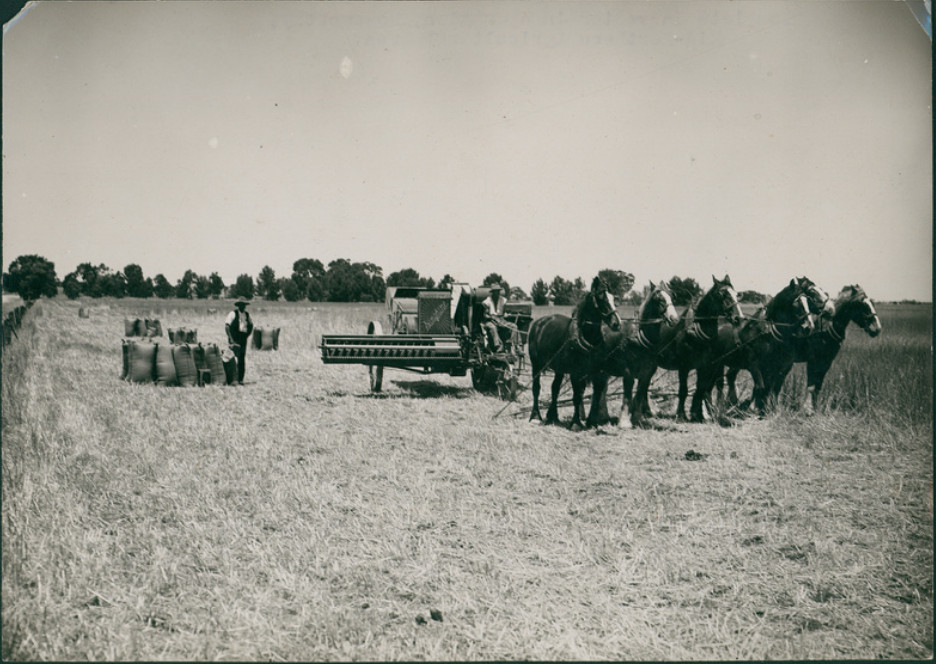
[320,334,465,367]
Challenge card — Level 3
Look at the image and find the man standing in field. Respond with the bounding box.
[225,298,254,385]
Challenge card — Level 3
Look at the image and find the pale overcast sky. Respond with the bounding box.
[2,1,932,301]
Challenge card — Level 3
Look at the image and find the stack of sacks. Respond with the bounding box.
[121,340,234,386]
[124,318,163,337]
[168,327,198,344]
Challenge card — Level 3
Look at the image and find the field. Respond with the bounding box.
[2,297,932,660]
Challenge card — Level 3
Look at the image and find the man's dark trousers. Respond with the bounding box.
[231,333,249,383]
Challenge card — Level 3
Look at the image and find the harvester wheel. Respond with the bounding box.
[367,321,384,392]
[470,365,498,394]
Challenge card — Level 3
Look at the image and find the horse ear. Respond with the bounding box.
[723,274,731,285]
[790,278,798,288]
[649,280,655,290]
[712,275,719,285]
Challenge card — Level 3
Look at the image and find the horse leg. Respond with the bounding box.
[697,365,735,427]
[592,377,613,425]
[690,365,715,423]
[725,367,738,407]
[530,367,543,422]
[617,373,633,429]
[545,372,563,425]
[586,373,609,429]
[749,363,768,415]
[713,371,725,409]
[676,368,690,421]
[805,359,831,415]
[631,368,655,428]
[767,363,793,412]
[569,375,587,431]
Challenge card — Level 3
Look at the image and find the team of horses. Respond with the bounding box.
[527,275,882,430]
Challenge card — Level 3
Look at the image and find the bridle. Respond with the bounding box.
[592,287,622,331]
[762,291,812,341]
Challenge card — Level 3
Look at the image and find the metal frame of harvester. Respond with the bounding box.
[320,284,533,400]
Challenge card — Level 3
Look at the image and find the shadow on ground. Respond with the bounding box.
[347,380,476,400]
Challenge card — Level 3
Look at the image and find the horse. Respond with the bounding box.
[528,277,622,430]
[595,281,680,428]
[633,275,745,424]
[703,277,825,416]
[722,284,881,414]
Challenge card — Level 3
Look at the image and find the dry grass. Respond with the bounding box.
[2,297,932,660]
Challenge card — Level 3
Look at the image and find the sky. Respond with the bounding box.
[2,1,932,301]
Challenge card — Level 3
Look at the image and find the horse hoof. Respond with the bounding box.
[569,422,585,432]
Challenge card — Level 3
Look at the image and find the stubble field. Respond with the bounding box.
[2,296,932,660]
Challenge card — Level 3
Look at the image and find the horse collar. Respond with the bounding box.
[635,327,654,350]
[827,322,845,342]
[687,321,710,342]
[766,321,786,342]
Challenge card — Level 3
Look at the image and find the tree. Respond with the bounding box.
[124,264,153,298]
[439,274,456,289]
[291,258,327,301]
[230,274,255,300]
[66,263,104,298]
[738,290,767,304]
[360,261,386,302]
[530,278,550,305]
[62,272,82,299]
[176,270,198,299]
[63,262,122,298]
[549,276,576,305]
[194,276,213,299]
[482,273,510,296]
[208,273,225,299]
[668,276,702,306]
[5,255,58,300]
[256,266,280,301]
[387,268,428,288]
[98,269,126,298]
[153,274,175,299]
[508,286,528,300]
[324,259,385,302]
[596,269,635,301]
[623,290,644,306]
[280,277,301,302]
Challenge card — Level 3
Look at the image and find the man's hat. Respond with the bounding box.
[234,298,251,306]
[489,283,502,291]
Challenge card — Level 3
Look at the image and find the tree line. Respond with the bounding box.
[3,254,768,306]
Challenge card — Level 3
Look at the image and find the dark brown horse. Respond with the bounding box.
[528,277,622,430]
[644,275,745,423]
[702,277,827,417]
[593,281,680,428]
[722,284,881,413]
